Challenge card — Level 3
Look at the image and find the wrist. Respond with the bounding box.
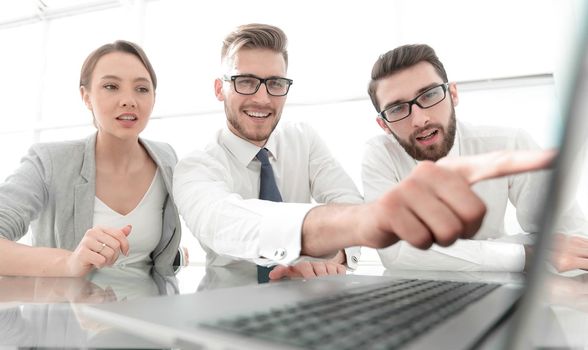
[331,250,347,265]
[301,204,360,257]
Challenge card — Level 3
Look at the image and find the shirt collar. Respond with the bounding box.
[221,127,278,166]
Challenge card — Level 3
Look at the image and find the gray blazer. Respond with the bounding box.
[0,133,181,267]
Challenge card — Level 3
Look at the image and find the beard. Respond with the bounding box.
[225,103,281,143]
[392,106,457,161]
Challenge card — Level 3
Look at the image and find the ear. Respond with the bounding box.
[448,82,459,107]
[80,86,92,110]
[214,78,225,101]
[376,117,392,134]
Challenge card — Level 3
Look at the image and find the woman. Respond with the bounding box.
[0,40,182,276]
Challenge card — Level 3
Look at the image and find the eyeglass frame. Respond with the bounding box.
[378,82,450,123]
[223,74,294,96]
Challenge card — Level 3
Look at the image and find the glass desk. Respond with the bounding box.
[0,264,190,349]
[1,263,587,349]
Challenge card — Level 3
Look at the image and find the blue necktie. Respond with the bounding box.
[256,148,282,283]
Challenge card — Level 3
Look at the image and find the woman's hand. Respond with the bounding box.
[66,225,132,276]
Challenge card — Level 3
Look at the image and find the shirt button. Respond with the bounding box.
[274,248,287,260]
[351,256,359,263]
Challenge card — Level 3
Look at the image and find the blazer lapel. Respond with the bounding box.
[74,134,97,246]
[141,139,175,258]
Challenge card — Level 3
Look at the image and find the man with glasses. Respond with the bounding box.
[174,23,362,285]
[173,24,553,286]
[363,44,588,272]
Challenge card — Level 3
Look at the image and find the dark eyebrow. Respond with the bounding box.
[235,74,288,80]
[382,82,445,110]
[99,75,151,84]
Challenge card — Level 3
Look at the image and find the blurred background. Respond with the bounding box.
[0,0,586,264]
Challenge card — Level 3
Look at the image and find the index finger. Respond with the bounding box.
[102,227,131,256]
[437,149,556,184]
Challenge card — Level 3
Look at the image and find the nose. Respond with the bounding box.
[410,103,430,128]
[251,83,272,104]
[120,92,137,109]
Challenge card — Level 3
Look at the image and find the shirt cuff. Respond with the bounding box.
[482,242,526,272]
[344,246,361,270]
[256,202,316,266]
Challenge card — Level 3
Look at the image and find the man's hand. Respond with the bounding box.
[364,149,557,249]
[302,149,555,258]
[269,260,346,280]
[358,161,487,250]
[550,233,588,272]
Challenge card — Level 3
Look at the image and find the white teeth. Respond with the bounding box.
[417,130,437,140]
[246,111,270,118]
[118,115,137,121]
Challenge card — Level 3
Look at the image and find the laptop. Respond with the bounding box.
[81,15,588,350]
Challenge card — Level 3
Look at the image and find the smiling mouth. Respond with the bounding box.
[117,115,137,121]
[245,111,271,119]
[416,129,438,141]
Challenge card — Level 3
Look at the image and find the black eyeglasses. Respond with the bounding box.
[223,75,294,96]
[379,83,450,123]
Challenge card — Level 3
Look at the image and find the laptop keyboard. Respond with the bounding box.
[201,279,499,350]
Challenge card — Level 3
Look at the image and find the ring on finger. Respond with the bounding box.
[97,242,106,253]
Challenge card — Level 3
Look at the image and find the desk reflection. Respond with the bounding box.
[0,264,178,348]
[538,271,588,347]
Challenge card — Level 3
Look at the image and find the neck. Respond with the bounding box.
[95,132,145,173]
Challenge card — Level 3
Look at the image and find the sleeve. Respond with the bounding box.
[173,150,314,266]
[305,124,364,269]
[361,138,400,203]
[378,239,526,272]
[0,145,50,241]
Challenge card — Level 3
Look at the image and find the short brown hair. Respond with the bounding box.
[367,44,447,113]
[79,40,157,90]
[221,23,288,68]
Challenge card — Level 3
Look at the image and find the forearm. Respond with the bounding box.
[0,238,72,277]
[301,204,365,257]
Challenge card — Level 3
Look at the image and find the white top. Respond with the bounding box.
[174,121,363,269]
[93,169,165,266]
[362,121,588,272]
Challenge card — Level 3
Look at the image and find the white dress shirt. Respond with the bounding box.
[362,121,588,272]
[174,121,363,269]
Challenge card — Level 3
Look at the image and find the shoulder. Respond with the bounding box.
[459,122,540,152]
[29,137,88,164]
[365,133,396,148]
[176,145,225,174]
[363,133,406,160]
[141,138,178,164]
[274,121,320,139]
[459,121,518,139]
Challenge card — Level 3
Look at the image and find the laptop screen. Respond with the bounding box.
[506,7,588,349]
